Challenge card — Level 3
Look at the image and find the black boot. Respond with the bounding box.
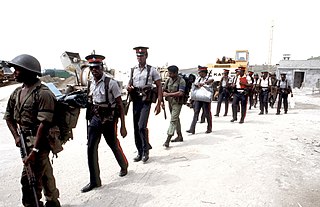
[163,135,172,148]
[186,129,195,134]
[45,199,61,207]
[133,154,142,162]
[171,132,183,142]
[142,151,149,163]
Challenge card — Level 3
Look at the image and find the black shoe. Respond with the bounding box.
[230,119,237,122]
[171,137,183,142]
[266,110,268,114]
[239,119,244,124]
[133,154,142,162]
[45,199,61,207]
[200,120,205,123]
[205,130,212,133]
[163,142,169,148]
[258,112,263,115]
[223,114,227,116]
[284,111,287,114]
[276,112,280,115]
[81,183,101,193]
[186,130,195,134]
[214,114,219,117]
[119,168,128,177]
[142,152,149,163]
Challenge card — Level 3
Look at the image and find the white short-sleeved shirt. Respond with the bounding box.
[279,79,290,89]
[89,73,121,105]
[221,76,231,87]
[195,76,214,85]
[131,64,161,87]
[233,75,252,88]
[259,77,271,88]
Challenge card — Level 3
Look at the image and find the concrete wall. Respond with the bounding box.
[278,68,320,88]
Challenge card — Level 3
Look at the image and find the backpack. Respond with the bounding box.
[167,73,195,104]
[33,84,86,154]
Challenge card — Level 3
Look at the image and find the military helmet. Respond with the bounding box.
[9,54,41,75]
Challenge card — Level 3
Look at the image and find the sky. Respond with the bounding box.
[1,0,320,72]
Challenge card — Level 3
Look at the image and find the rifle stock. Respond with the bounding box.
[18,126,40,207]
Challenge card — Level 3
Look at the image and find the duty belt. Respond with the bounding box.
[236,89,246,94]
[133,87,145,96]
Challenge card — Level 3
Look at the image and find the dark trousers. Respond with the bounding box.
[216,88,230,115]
[232,91,248,121]
[259,90,269,113]
[87,115,128,185]
[248,90,254,109]
[132,98,152,156]
[277,92,289,113]
[189,101,212,132]
[21,149,59,207]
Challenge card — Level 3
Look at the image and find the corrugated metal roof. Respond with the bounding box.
[278,60,320,69]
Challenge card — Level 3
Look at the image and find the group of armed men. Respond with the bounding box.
[3,46,293,207]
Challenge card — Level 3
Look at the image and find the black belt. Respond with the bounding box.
[133,87,144,96]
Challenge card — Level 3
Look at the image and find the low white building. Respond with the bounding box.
[277,55,320,89]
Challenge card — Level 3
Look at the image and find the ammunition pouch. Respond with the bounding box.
[92,104,119,124]
[279,88,289,94]
[47,126,63,154]
[131,86,157,103]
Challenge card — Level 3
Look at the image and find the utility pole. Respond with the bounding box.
[268,20,274,67]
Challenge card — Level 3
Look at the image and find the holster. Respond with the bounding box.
[92,105,118,124]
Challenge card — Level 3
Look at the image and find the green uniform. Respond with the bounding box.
[164,76,186,136]
[4,80,60,207]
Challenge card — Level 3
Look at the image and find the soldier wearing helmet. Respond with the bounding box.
[4,54,61,207]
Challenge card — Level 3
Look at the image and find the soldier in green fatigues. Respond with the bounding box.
[162,65,186,148]
[4,54,60,207]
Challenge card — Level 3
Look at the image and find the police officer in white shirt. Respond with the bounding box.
[258,71,271,115]
[82,54,128,193]
[276,72,293,115]
[127,46,163,163]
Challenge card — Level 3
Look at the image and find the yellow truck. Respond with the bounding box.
[206,50,249,80]
[206,50,249,100]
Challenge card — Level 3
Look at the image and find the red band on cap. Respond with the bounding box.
[87,58,103,63]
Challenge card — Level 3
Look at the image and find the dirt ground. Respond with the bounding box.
[0,84,320,207]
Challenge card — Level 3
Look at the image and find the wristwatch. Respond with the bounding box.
[32,148,39,153]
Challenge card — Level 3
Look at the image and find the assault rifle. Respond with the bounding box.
[18,126,40,207]
[161,98,167,120]
[124,93,131,116]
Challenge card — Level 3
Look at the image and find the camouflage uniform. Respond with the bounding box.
[164,76,186,138]
[4,80,60,207]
